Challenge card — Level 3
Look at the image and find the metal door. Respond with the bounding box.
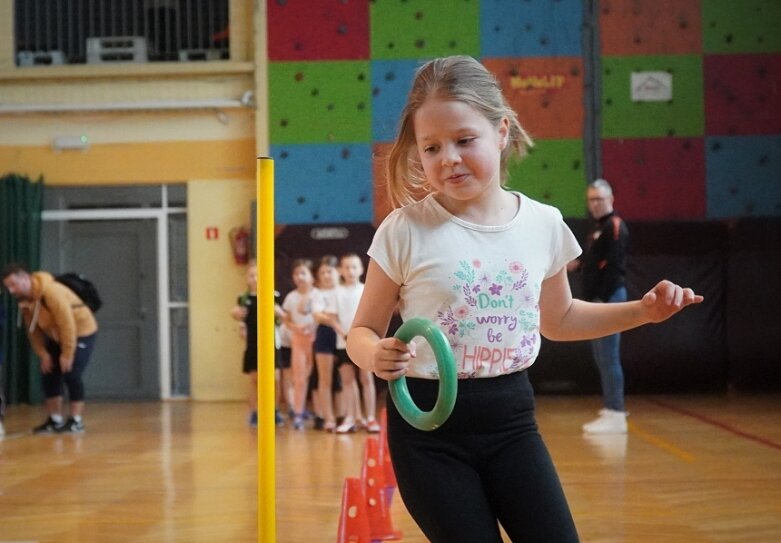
[41,219,160,399]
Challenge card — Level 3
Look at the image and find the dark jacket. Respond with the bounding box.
[581,212,629,301]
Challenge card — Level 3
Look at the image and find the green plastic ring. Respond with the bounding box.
[389,317,457,431]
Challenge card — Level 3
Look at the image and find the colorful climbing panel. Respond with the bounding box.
[267,0,781,224]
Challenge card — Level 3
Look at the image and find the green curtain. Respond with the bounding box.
[1,173,43,404]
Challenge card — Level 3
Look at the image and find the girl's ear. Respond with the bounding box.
[498,117,510,150]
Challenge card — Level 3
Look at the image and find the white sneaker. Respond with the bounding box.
[0,421,5,437]
[582,409,627,434]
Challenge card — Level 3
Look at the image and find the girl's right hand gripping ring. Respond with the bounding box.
[389,317,457,431]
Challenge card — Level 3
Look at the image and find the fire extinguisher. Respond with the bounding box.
[229,226,250,265]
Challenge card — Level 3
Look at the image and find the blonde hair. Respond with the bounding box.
[386,55,533,207]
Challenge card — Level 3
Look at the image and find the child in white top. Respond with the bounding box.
[311,255,343,432]
[276,319,294,421]
[282,258,317,430]
[333,253,379,434]
[347,55,703,542]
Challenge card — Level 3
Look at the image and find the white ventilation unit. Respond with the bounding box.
[86,36,147,64]
[17,50,66,66]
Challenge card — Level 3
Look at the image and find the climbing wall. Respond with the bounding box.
[268,0,781,225]
[268,0,585,225]
[600,0,781,220]
[268,58,373,223]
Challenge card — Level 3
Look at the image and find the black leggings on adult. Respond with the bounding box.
[386,370,579,543]
[41,334,96,401]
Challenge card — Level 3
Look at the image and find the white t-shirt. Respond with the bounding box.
[369,192,581,379]
[278,323,291,348]
[312,286,339,316]
[282,288,317,336]
[336,282,364,349]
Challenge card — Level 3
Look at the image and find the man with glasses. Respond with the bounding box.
[569,179,630,434]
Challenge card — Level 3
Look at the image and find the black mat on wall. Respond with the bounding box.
[725,219,781,391]
[275,223,376,298]
[275,219,781,394]
[620,221,729,393]
[531,219,730,394]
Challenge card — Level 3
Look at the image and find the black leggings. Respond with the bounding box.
[387,371,579,543]
[41,333,96,402]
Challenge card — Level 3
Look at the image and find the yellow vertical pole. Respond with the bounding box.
[257,156,276,542]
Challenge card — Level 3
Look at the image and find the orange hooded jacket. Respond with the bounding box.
[18,272,98,362]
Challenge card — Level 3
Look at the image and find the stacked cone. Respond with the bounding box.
[337,410,402,543]
[378,408,397,490]
[336,477,372,543]
[362,436,402,541]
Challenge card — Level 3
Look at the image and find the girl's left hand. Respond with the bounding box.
[641,280,704,323]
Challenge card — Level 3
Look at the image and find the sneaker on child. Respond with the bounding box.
[582,408,627,434]
[335,420,357,434]
[33,416,64,434]
[57,417,85,434]
[365,419,381,433]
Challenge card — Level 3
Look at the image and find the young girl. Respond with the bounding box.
[282,259,317,430]
[273,291,287,426]
[276,315,294,423]
[334,253,379,434]
[311,255,343,432]
[346,56,702,542]
[230,260,259,427]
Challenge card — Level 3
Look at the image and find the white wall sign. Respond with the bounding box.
[631,71,673,102]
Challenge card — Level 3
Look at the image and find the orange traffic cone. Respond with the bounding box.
[337,477,372,543]
[362,437,402,541]
[378,409,397,489]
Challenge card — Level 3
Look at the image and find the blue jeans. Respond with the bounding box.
[590,287,627,412]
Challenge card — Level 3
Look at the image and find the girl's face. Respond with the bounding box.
[339,256,364,284]
[246,265,258,291]
[317,265,339,289]
[413,98,508,206]
[292,265,314,290]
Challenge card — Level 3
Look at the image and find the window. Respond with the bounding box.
[15,0,229,66]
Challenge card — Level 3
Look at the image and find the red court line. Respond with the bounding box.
[649,399,781,453]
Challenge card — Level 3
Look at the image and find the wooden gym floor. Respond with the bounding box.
[1,393,780,542]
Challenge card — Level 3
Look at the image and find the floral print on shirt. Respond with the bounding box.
[436,258,541,378]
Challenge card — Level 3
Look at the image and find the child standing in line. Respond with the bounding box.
[311,255,343,432]
[273,291,287,426]
[281,259,317,430]
[334,253,380,434]
[277,317,294,423]
[230,260,259,428]
[346,56,703,542]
